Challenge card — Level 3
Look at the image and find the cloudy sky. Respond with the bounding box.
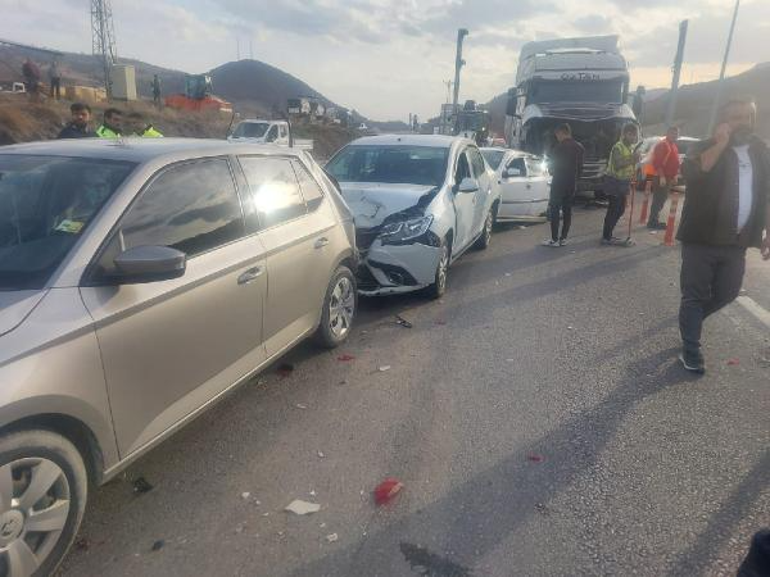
[2,0,769,120]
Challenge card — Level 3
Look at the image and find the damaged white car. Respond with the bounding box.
[326,135,501,298]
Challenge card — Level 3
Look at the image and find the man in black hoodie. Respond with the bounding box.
[677,98,770,373]
[57,103,97,139]
[543,123,584,247]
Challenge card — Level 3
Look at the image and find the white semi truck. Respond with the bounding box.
[505,35,639,196]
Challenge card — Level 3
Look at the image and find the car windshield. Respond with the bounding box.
[481,150,506,170]
[0,155,136,290]
[530,79,624,104]
[233,122,269,138]
[326,145,449,187]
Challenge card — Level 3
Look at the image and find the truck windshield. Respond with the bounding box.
[530,80,624,104]
[0,155,136,290]
[233,123,270,138]
[326,145,449,187]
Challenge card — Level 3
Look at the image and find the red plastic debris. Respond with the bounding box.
[337,354,356,362]
[374,478,404,506]
[276,363,294,378]
[727,358,740,366]
[526,453,545,463]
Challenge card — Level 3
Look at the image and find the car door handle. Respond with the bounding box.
[314,237,330,249]
[237,266,264,285]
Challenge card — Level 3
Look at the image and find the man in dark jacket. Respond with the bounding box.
[543,123,584,247]
[57,103,97,139]
[677,98,770,373]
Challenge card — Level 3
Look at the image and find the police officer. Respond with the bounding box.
[96,108,124,138]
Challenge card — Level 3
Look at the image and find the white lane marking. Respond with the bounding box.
[736,296,770,329]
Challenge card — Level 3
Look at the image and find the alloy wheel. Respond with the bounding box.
[0,458,71,577]
[329,276,355,339]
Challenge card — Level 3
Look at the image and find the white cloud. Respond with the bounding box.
[1,0,769,119]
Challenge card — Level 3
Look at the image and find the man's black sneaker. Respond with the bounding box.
[679,349,705,374]
[647,222,667,230]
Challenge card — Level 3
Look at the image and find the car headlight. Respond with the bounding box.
[379,215,434,245]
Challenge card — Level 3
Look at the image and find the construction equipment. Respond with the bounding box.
[165,74,232,113]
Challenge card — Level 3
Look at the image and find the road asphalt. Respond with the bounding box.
[58,206,770,577]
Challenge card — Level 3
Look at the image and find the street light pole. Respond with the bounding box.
[707,0,741,135]
[452,28,469,132]
[665,20,688,128]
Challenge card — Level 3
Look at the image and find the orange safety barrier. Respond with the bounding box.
[639,179,652,225]
[663,188,681,246]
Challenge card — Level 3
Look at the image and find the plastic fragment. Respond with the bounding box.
[395,315,413,329]
[337,354,356,362]
[317,451,326,459]
[374,478,404,505]
[151,540,165,552]
[727,358,740,366]
[295,403,308,410]
[133,477,154,494]
[326,533,339,543]
[241,492,251,500]
[378,365,392,372]
[526,453,545,463]
[285,500,321,515]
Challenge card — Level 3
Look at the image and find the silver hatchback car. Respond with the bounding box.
[0,139,357,576]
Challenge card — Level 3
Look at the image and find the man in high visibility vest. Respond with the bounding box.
[648,126,681,230]
[138,124,164,138]
[602,123,640,246]
[96,108,124,138]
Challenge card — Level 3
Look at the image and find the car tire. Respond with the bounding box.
[0,429,88,577]
[314,265,357,349]
[475,207,495,250]
[426,241,450,300]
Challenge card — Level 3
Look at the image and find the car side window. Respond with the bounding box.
[267,126,278,142]
[507,157,527,176]
[455,152,472,185]
[468,147,487,178]
[292,160,324,212]
[92,157,244,279]
[525,158,543,177]
[279,125,288,139]
[239,156,307,228]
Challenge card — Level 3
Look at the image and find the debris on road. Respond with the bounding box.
[337,354,356,362]
[727,358,741,366]
[132,477,154,495]
[295,403,308,410]
[378,365,392,372]
[436,320,447,326]
[276,363,295,378]
[317,451,326,459]
[374,478,404,505]
[325,533,339,543]
[151,540,165,552]
[285,500,321,515]
[395,315,413,329]
[241,492,251,500]
[527,453,545,463]
[74,537,90,551]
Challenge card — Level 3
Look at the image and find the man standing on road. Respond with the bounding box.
[96,108,124,138]
[152,74,163,109]
[57,102,97,139]
[49,58,63,100]
[678,98,770,374]
[647,126,681,230]
[543,123,584,247]
[602,124,640,246]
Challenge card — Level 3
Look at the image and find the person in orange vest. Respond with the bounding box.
[647,126,681,230]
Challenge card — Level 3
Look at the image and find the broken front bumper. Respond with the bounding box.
[357,240,443,297]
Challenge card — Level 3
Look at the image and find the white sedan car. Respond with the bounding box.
[326,135,501,298]
[481,148,550,222]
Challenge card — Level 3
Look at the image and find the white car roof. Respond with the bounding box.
[347,134,473,148]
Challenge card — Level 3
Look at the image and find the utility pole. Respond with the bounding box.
[665,20,688,128]
[708,0,741,135]
[91,0,118,100]
[452,28,469,124]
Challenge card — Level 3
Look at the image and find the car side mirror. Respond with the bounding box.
[457,177,480,193]
[113,245,186,284]
[505,168,523,178]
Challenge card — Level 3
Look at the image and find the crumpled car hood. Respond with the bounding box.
[338,183,437,228]
[0,290,46,337]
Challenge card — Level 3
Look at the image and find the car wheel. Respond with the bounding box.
[427,241,450,300]
[314,265,357,349]
[475,207,495,250]
[0,429,88,577]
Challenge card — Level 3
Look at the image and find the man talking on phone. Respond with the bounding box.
[677,97,770,374]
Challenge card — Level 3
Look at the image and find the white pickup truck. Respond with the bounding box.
[228,119,313,150]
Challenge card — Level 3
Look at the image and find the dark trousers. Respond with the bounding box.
[549,197,573,241]
[50,77,61,99]
[648,181,668,225]
[679,243,746,352]
[602,194,627,240]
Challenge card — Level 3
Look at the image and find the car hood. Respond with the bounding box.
[338,183,438,228]
[0,290,47,338]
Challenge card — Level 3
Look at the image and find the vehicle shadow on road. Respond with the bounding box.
[666,449,770,577]
[287,347,701,576]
